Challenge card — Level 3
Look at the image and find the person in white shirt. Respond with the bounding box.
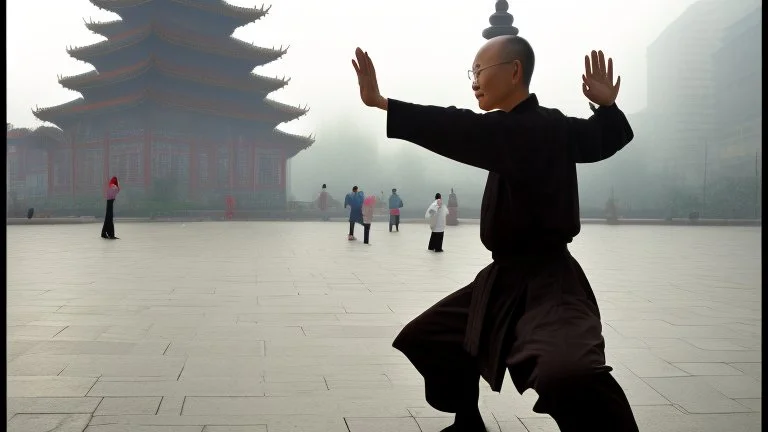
[425,193,449,252]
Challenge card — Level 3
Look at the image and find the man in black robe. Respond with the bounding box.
[352,36,638,432]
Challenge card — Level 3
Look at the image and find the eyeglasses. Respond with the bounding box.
[467,61,515,81]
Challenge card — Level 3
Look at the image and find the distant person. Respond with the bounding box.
[425,193,448,252]
[447,188,459,226]
[362,194,377,245]
[344,185,364,240]
[388,188,404,232]
[26,207,35,220]
[101,176,120,239]
[317,184,330,221]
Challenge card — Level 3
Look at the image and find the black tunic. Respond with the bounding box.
[386,94,634,390]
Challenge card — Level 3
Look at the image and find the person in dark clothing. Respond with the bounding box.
[101,176,120,239]
[352,35,638,432]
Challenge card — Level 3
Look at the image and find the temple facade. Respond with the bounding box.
[10,0,313,210]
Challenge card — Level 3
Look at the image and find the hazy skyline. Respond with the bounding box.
[8,0,700,140]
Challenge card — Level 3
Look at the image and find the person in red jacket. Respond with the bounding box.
[101,176,120,239]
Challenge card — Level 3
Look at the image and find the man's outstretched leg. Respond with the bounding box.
[507,256,639,432]
[393,284,485,431]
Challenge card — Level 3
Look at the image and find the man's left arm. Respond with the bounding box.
[566,103,634,164]
[386,99,540,173]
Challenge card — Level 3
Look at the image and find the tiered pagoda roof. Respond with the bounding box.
[7,127,67,149]
[34,0,313,153]
[68,22,288,66]
[58,57,290,95]
[89,0,270,33]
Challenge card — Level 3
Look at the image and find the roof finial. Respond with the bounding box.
[482,0,519,39]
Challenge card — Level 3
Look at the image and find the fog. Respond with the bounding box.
[7,0,762,218]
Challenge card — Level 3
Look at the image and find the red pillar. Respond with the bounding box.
[103,132,110,192]
[70,132,77,199]
[189,139,198,198]
[279,151,287,188]
[208,142,217,192]
[250,144,257,192]
[228,139,235,191]
[47,149,54,197]
[143,129,152,191]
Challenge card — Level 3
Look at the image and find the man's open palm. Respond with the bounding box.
[352,47,386,109]
[582,50,621,107]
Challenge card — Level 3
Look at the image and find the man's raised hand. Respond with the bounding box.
[352,48,388,110]
[582,50,621,107]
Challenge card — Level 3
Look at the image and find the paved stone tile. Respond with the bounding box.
[157,396,186,415]
[7,325,69,339]
[88,378,266,397]
[643,377,753,413]
[632,405,761,431]
[730,362,762,380]
[202,427,267,432]
[345,417,421,432]
[85,427,203,432]
[7,222,761,430]
[735,398,761,411]
[497,419,530,431]
[672,362,745,376]
[7,354,74,376]
[88,415,348,431]
[60,355,186,378]
[612,348,690,377]
[165,341,265,357]
[95,397,163,415]
[7,397,102,414]
[700,375,762,399]
[7,376,98,397]
[7,413,92,432]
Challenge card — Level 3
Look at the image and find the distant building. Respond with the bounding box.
[711,5,761,177]
[9,0,313,211]
[644,0,760,186]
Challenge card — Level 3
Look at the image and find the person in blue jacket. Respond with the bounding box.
[344,185,365,240]
[388,188,404,232]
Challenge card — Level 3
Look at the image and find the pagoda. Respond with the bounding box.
[32,0,314,209]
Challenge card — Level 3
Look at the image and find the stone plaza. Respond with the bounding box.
[6,221,762,431]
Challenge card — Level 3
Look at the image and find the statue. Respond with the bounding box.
[447,188,459,226]
[604,187,619,224]
[482,0,519,40]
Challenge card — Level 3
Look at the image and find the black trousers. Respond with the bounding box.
[389,214,400,231]
[349,221,356,236]
[363,223,371,244]
[101,199,115,238]
[427,231,444,251]
[392,280,639,432]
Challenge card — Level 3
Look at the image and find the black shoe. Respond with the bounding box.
[108,236,119,240]
[435,249,444,253]
[101,234,109,239]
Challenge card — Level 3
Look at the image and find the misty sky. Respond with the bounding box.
[7,0,709,204]
[8,0,700,134]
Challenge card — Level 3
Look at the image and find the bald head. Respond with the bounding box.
[483,35,535,87]
[471,35,536,111]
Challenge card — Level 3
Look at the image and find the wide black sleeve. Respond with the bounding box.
[566,103,634,164]
[385,99,540,173]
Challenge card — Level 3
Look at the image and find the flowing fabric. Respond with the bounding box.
[425,199,449,232]
[363,195,377,224]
